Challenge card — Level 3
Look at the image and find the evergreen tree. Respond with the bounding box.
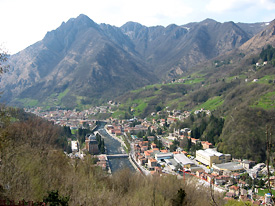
[157,127,162,135]
[171,188,186,206]
[43,190,69,206]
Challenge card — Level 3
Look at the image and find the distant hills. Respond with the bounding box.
[0,14,269,109]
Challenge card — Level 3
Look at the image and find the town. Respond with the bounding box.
[25,104,274,205]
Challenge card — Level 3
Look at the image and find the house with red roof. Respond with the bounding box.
[201,141,213,149]
[229,185,240,196]
[148,158,158,168]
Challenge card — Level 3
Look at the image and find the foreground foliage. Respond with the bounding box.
[0,107,225,205]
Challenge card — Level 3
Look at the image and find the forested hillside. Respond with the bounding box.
[0,107,225,205]
[0,15,268,109]
[114,44,275,162]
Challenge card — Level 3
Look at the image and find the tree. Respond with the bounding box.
[100,140,105,154]
[157,127,162,135]
[171,188,186,206]
[0,49,9,74]
[43,190,69,206]
[137,131,143,139]
[156,105,162,112]
[156,140,163,149]
[190,114,195,122]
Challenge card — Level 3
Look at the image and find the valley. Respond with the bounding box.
[0,14,275,205]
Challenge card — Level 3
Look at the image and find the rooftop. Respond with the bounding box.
[196,149,224,157]
[174,154,194,166]
[212,162,244,171]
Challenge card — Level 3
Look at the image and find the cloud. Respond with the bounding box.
[91,0,194,26]
[206,0,275,13]
[1,0,274,54]
[259,0,275,10]
[206,0,252,13]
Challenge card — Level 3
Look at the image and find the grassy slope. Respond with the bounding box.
[115,49,275,162]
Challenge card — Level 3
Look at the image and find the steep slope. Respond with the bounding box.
[0,15,155,108]
[0,15,269,108]
[236,22,268,38]
[121,19,253,78]
[114,22,275,162]
[239,19,275,53]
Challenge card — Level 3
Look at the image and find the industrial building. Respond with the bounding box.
[212,162,245,174]
[174,154,196,169]
[196,149,231,167]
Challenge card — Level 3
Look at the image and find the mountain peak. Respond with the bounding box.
[75,14,93,22]
[67,14,97,27]
[121,21,145,31]
[201,18,218,24]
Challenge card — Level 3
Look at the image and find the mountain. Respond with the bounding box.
[236,22,269,38]
[113,21,275,162]
[1,15,155,108]
[120,19,253,78]
[239,19,275,53]
[0,14,269,108]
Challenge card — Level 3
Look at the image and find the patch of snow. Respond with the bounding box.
[265,23,270,26]
[182,26,190,31]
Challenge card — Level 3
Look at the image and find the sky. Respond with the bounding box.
[1,0,275,54]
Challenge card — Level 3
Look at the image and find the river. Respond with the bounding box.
[94,121,135,173]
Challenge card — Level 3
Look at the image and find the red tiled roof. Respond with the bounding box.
[144,151,151,156]
[229,185,239,190]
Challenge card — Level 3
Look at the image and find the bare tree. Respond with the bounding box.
[210,177,219,206]
[0,48,9,74]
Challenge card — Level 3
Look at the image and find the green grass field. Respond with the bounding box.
[131,84,162,93]
[184,78,205,85]
[193,96,224,111]
[255,75,275,84]
[17,98,39,107]
[226,75,247,83]
[112,110,126,119]
[134,101,148,116]
[251,91,275,110]
[57,88,70,101]
[257,188,275,196]
[71,129,77,135]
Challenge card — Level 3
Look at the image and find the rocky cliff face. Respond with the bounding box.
[121,18,255,77]
[239,20,275,53]
[0,14,269,108]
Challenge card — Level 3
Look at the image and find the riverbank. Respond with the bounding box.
[104,125,127,152]
[103,126,147,175]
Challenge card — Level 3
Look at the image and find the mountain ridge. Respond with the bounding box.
[0,14,271,108]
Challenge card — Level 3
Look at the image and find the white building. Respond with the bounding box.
[155,153,173,161]
[174,154,196,168]
[71,141,78,152]
[196,149,231,167]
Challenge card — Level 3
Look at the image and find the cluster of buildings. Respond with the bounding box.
[25,107,106,129]
[27,105,275,204]
[151,109,191,122]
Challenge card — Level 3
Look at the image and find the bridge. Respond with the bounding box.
[106,154,129,159]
